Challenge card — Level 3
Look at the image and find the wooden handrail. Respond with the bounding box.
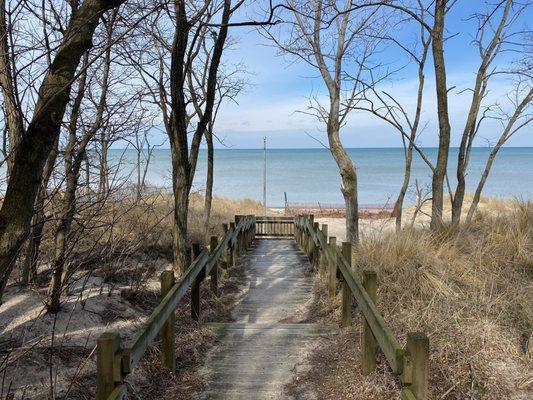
[122,250,209,373]
[293,215,429,400]
[97,215,256,400]
[255,216,294,237]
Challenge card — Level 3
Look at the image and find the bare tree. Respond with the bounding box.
[127,0,255,274]
[352,3,431,231]
[346,0,531,229]
[48,10,120,311]
[0,0,24,176]
[465,81,532,224]
[268,0,386,245]
[450,0,532,227]
[185,36,246,238]
[0,0,126,303]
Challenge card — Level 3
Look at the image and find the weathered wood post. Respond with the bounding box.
[160,270,176,372]
[191,243,202,321]
[243,216,249,249]
[406,332,429,400]
[293,217,300,247]
[341,242,352,328]
[245,217,251,248]
[302,217,308,252]
[234,216,242,256]
[97,332,121,400]
[221,224,229,269]
[328,237,337,299]
[362,270,377,375]
[311,222,320,270]
[319,224,328,277]
[230,222,237,267]
[302,223,307,252]
[248,216,254,247]
[306,215,314,257]
[210,236,219,296]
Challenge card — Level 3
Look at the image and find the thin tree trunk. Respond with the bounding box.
[48,15,114,311]
[0,0,24,176]
[0,0,125,303]
[451,0,511,228]
[465,88,533,225]
[395,144,413,232]
[203,126,214,239]
[167,0,231,275]
[99,133,109,199]
[394,37,427,232]
[48,147,82,312]
[328,97,358,245]
[20,136,59,284]
[429,0,451,230]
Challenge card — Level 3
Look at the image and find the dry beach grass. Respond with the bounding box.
[0,193,261,399]
[1,194,531,399]
[285,199,533,399]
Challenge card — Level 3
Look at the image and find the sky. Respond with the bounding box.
[152,1,533,150]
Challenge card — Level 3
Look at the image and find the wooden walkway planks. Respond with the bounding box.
[199,239,336,399]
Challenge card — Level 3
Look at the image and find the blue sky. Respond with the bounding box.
[149,1,533,149]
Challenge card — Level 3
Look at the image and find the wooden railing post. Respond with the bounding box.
[210,236,219,296]
[191,243,202,321]
[229,222,237,267]
[160,271,176,372]
[305,216,312,255]
[252,216,256,243]
[234,216,242,256]
[97,332,121,400]
[328,236,337,299]
[341,242,352,328]
[362,270,377,375]
[406,332,429,400]
[312,222,320,269]
[221,224,229,269]
[243,217,249,250]
[247,216,253,247]
[300,219,308,250]
[319,224,328,277]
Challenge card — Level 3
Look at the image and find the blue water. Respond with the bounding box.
[104,147,533,207]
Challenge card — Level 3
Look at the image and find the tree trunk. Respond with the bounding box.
[429,0,451,231]
[395,144,413,232]
[48,147,86,312]
[0,0,125,303]
[170,143,191,275]
[166,0,231,275]
[49,16,114,310]
[203,126,214,239]
[20,137,59,284]
[328,97,358,245]
[465,88,532,225]
[0,0,24,176]
[99,133,109,199]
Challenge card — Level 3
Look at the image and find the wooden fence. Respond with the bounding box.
[255,216,294,237]
[294,215,429,400]
[96,215,256,400]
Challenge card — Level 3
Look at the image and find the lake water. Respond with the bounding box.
[104,147,533,207]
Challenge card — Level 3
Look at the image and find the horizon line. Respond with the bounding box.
[107,145,533,151]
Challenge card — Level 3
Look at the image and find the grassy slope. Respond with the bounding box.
[0,194,262,399]
[286,200,533,399]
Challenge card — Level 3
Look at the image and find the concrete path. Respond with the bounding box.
[199,239,336,399]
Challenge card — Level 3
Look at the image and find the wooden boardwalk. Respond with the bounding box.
[95,217,429,400]
[199,239,336,399]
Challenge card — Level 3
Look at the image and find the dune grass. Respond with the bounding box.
[288,200,532,399]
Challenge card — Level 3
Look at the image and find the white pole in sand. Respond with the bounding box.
[263,136,267,216]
